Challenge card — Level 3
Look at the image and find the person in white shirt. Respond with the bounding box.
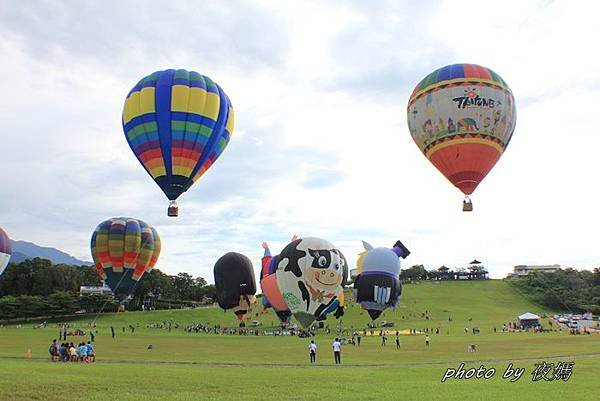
[332,338,342,364]
[308,340,317,364]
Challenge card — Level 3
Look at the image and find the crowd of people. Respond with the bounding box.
[48,339,95,362]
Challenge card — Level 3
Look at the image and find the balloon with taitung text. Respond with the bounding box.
[407,63,516,211]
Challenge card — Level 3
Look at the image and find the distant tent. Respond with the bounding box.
[469,259,482,265]
[518,312,540,328]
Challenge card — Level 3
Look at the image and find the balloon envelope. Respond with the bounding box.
[0,227,11,276]
[91,217,161,298]
[122,69,234,203]
[275,237,345,328]
[407,63,516,196]
[213,252,257,320]
[354,240,409,320]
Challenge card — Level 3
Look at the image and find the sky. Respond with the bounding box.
[1,0,599,281]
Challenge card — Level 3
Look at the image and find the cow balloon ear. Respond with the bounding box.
[392,240,410,259]
[361,240,374,251]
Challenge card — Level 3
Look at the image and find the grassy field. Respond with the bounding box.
[1,280,598,400]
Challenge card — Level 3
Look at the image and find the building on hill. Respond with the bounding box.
[79,282,113,296]
[437,265,452,280]
[518,312,540,328]
[430,262,488,281]
[467,260,489,280]
[507,264,561,278]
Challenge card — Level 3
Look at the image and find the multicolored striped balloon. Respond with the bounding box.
[90,218,161,297]
[407,63,516,205]
[0,227,11,276]
[122,69,234,215]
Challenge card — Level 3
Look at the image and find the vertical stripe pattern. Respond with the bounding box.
[91,217,161,297]
[123,69,234,201]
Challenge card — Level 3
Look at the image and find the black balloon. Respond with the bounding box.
[213,252,257,319]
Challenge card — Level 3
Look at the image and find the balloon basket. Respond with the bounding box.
[462,197,473,212]
[167,201,179,217]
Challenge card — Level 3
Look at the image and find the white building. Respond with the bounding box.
[507,264,561,278]
[79,283,113,296]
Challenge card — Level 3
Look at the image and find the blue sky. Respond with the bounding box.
[1,0,599,280]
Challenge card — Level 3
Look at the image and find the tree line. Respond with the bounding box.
[509,268,600,314]
[0,258,216,320]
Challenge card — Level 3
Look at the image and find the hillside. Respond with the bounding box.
[10,240,92,266]
[62,280,552,331]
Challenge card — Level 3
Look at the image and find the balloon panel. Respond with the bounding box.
[260,273,288,312]
[0,227,11,276]
[0,253,10,276]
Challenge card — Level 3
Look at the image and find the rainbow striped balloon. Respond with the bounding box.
[91,218,160,297]
[122,69,234,207]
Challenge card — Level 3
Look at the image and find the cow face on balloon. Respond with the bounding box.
[275,237,346,328]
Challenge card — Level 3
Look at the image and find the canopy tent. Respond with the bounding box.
[518,312,541,328]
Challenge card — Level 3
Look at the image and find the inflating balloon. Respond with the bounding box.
[0,227,11,276]
[407,63,516,211]
[260,240,293,325]
[122,69,235,216]
[275,237,346,328]
[354,240,410,320]
[91,217,161,299]
[213,252,257,321]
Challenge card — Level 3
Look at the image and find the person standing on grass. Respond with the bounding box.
[381,334,387,346]
[332,338,342,364]
[357,334,361,347]
[86,341,95,362]
[110,326,115,339]
[395,335,400,349]
[309,340,317,364]
[425,334,430,348]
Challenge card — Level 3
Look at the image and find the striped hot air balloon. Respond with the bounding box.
[407,63,516,211]
[0,227,11,276]
[90,218,160,298]
[122,69,235,216]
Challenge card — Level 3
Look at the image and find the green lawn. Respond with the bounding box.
[1,280,598,400]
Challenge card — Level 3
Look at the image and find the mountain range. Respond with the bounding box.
[10,240,93,266]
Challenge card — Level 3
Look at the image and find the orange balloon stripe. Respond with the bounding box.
[428,142,502,195]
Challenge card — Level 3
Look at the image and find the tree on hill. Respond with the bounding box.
[509,268,600,313]
[401,265,427,281]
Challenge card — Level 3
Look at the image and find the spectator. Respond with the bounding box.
[68,343,78,361]
[332,338,342,364]
[49,340,59,361]
[308,340,317,364]
[77,342,88,362]
[86,341,95,362]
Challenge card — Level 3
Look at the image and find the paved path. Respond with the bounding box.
[2,352,599,368]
